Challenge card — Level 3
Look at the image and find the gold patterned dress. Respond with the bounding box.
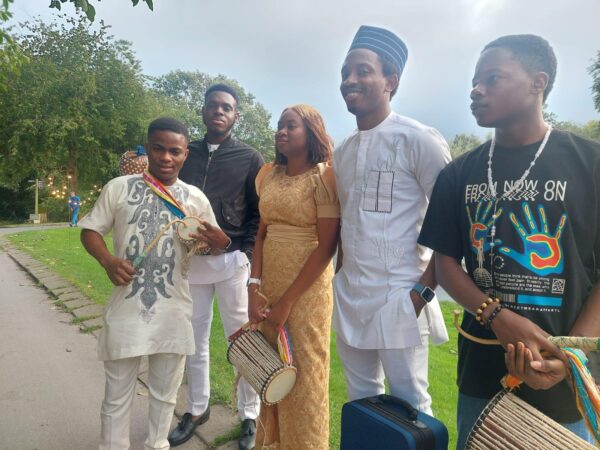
[254,162,340,450]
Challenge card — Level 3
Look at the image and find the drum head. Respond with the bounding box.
[263,366,297,405]
[176,216,209,250]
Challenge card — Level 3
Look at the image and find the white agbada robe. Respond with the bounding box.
[333,112,450,350]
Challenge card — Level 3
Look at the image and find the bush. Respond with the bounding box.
[43,197,70,222]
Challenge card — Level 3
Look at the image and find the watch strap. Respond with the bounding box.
[247,277,261,287]
[412,282,435,303]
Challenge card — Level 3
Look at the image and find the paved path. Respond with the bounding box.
[0,248,168,449]
[0,223,69,235]
[0,230,239,449]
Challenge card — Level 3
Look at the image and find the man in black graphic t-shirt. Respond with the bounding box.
[418,35,600,449]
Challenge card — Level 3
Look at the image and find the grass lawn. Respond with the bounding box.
[7,228,459,448]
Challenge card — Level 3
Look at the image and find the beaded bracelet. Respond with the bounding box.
[484,304,503,329]
[475,297,500,326]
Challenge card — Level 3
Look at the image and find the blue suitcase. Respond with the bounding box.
[340,394,449,450]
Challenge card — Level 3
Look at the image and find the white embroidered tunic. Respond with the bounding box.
[333,112,451,349]
[79,175,217,360]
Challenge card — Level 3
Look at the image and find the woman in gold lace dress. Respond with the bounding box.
[248,104,340,449]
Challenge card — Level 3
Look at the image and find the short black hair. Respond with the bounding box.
[378,53,400,99]
[483,34,557,102]
[147,117,189,141]
[204,83,240,106]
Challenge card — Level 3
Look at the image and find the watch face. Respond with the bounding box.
[422,287,435,303]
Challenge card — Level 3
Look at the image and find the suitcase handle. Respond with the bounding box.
[367,394,419,421]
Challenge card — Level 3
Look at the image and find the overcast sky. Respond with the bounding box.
[9,0,600,144]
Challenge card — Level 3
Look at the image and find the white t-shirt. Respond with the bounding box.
[187,141,251,284]
[333,112,451,349]
[79,174,218,361]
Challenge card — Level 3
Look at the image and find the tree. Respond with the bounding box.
[449,133,482,159]
[544,107,600,142]
[49,0,153,21]
[590,50,600,114]
[0,15,179,191]
[554,120,600,142]
[0,0,28,91]
[153,70,276,161]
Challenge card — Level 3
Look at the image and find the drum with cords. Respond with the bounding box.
[227,329,297,405]
[466,389,595,450]
[175,216,210,255]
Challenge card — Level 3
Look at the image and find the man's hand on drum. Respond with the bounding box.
[505,341,568,390]
[248,288,269,325]
[190,220,231,253]
[102,255,136,286]
[491,308,565,364]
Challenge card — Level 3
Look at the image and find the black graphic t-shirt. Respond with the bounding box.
[418,130,600,422]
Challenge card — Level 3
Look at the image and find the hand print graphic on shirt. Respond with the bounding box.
[466,200,503,254]
[498,202,567,276]
[467,200,503,289]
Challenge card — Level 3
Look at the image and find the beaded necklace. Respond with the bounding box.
[486,125,552,245]
[484,126,552,295]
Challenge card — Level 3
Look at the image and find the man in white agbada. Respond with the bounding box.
[80,118,230,450]
[334,25,451,414]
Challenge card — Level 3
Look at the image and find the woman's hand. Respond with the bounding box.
[265,299,292,331]
[248,288,268,324]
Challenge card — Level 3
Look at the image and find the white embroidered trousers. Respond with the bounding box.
[100,353,185,450]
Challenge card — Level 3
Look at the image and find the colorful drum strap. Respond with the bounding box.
[562,347,600,444]
[143,171,187,219]
[277,325,294,365]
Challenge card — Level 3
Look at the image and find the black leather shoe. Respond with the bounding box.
[168,407,211,447]
[238,418,256,450]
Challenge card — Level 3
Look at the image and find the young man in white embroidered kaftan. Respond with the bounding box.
[80,117,229,450]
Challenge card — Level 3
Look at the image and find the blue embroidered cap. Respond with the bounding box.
[348,25,408,75]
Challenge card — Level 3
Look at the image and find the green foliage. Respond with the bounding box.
[590,50,600,114]
[153,71,276,161]
[0,0,28,91]
[0,15,276,219]
[0,181,35,222]
[0,15,164,190]
[449,133,482,159]
[555,120,600,142]
[44,197,69,222]
[49,0,153,21]
[546,108,600,142]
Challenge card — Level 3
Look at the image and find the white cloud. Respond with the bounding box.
[9,0,600,144]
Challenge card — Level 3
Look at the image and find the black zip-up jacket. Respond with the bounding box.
[179,135,264,259]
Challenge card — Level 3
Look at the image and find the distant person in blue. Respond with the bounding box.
[68,191,81,227]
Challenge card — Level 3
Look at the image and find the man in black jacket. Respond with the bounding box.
[168,84,264,450]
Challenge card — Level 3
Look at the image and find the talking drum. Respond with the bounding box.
[119,146,148,176]
[466,390,596,450]
[227,329,297,405]
[175,216,210,254]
